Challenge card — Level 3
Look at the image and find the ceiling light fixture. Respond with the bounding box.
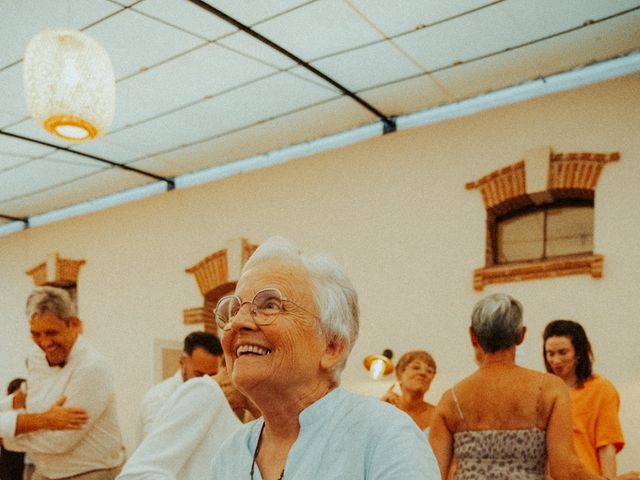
[23,28,115,142]
[363,349,394,380]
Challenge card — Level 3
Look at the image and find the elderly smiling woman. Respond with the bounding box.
[210,237,440,480]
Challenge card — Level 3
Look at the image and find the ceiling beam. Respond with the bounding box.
[186,0,396,134]
[0,130,175,188]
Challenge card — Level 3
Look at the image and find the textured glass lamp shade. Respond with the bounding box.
[23,28,115,142]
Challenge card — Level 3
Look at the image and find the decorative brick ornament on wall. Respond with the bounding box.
[184,238,258,333]
[25,252,86,308]
[466,148,618,291]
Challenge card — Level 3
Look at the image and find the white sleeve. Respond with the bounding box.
[117,378,233,480]
[139,389,163,439]
[0,410,19,438]
[0,393,15,412]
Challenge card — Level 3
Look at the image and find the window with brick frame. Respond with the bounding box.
[490,196,594,265]
[466,149,618,291]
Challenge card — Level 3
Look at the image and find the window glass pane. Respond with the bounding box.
[497,211,544,263]
[546,206,593,257]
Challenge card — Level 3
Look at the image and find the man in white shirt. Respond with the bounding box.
[117,368,254,480]
[139,331,222,439]
[3,286,125,480]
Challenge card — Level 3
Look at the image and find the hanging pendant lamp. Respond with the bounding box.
[23,28,115,142]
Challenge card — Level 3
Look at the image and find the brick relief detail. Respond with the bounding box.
[183,238,258,332]
[465,161,526,209]
[473,254,604,291]
[548,152,619,190]
[26,253,86,287]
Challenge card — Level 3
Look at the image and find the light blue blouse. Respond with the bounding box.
[210,387,440,479]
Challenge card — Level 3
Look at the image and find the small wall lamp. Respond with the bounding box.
[363,349,394,380]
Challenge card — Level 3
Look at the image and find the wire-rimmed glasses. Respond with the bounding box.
[214,288,317,330]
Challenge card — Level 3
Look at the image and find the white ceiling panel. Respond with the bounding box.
[204,0,311,26]
[130,95,376,176]
[503,0,640,39]
[393,3,538,71]
[253,0,383,60]
[1,168,155,218]
[0,113,26,131]
[105,72,340,155]
[86,8,204,80]
[217,31,298,70]
[109,0,139,6]
[0,157,101,203]
[133,0,237,40]
[44,150,113,169]
[522,11,640,79]
[500,0,637,39]
[0,64,28,119]
[350,0,492,37]
[307,41,424,92]
[359,75,452,117]
[69,137,150,165]
[431,48,541,103]
[112,43,278,130]
[0,130,56,157]
[0,0,122,68]
[432,11,640,106]
[0,153,31,172]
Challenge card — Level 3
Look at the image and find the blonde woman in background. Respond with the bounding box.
[383,350,437,434]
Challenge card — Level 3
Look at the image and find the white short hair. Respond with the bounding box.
[242,236,359,384]
[26,286,76,322]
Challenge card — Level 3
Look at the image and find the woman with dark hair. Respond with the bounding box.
[543,320,629,478]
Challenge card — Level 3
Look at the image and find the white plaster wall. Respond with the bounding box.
[1,72,638,470]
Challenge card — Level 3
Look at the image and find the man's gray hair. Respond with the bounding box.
[26,286,77,323]
[471,293,523,353]
[242,236,359,384]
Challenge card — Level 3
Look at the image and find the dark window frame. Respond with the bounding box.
[487,194,594,267]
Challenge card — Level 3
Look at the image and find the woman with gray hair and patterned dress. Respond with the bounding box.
[210,236,440,480]
[429,293,637,480]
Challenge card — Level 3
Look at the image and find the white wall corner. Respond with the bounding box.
[524,146,553,204]
[225,238,245,283]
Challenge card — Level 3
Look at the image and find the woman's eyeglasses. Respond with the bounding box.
[214,288,317,330]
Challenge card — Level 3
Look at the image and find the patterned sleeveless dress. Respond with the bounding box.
[451,375,548,479]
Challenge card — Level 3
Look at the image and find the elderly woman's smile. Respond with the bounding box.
[236,344,272,357]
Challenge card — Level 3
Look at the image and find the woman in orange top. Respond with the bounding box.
[543,320,631,478]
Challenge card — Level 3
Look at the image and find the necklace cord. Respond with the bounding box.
[250,423,285,480]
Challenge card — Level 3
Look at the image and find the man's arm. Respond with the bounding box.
[4,361,112,454]
[15,397,88,436]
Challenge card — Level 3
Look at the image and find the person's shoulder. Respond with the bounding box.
[143,373,181,402]
[536,371,568,399]
[338,389,420,429]
[587,374,620,396]
[175,376,223,401]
